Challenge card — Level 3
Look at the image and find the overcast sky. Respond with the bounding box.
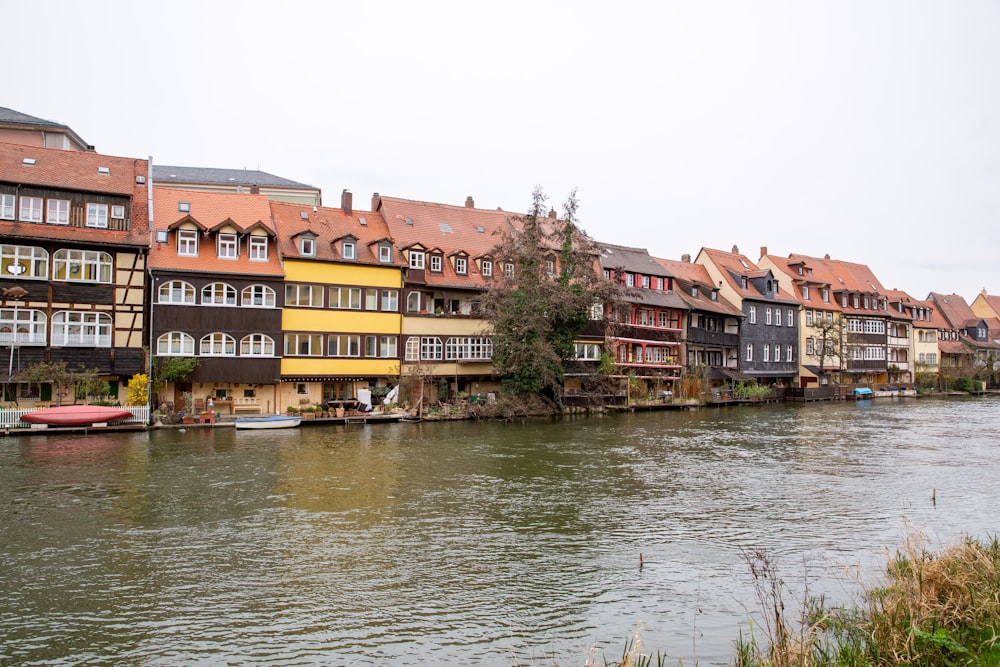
[7,1,999,302]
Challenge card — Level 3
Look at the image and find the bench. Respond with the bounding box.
[232,397,262,414]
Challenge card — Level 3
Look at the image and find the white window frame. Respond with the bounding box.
[378,244,392,263]
[342,239,356,260]
[763,344,770,362]
[409,250,425,269]
[178,230,198,256]
[2,244,48,279]
[53,249,112,283]
[787,309,794,327]
[47,199,70,225]
[249,235,268,261]
[0,308,47,345]
[201,282,238,306]
[330,287,362,310]
[300,236,316,257]
[218,233,238,259]
[328,334,361,357]
[241,284,276,308]
[20,196,43,222]
[86,203,109,228]
[746,343,753,362]
[200,332,236,356]
[0,194,15,220]
[407,292,422,312]
[765,307,772,325]
[158,280,196,304]
[285,284,323,307]
[787,345,794,362]
[157,331,195,355]
[455,257,467,275]
[481,260,492,277]
[748,306,756,324]
[51,311,112,347]
[240,334,275,356]
[429,254,442,272]
[381,289,399,311]
[420,336,443,360]
[284,333,323,356]
[405,336,420,361]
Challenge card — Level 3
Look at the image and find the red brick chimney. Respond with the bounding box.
[548,209,557,219]
[371,192,380,211]
[732,244,739,254]
[250,184,259,195]
[342,189,353,215]
[760,246,767,257]
[681,253,691,263]
[465,196,475,208]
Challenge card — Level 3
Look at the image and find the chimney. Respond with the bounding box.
[760,246,767,257]
[731,245,739,254]
[465,196,475,208]
[681,253,691,263]
[250,183,259,195]
[824,253,831,260]
[371,192,380,211]
[342,189,353,215]
[548,209,557,219]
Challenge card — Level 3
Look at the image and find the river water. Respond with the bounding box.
[1,397,998,666]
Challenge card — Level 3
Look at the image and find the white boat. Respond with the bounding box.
[234,415,302,430]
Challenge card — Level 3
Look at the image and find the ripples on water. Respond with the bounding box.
[1,397,998,666]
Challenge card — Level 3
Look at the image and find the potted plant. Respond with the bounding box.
[180,391,196,424]
[286,406,300,416]
[301,406,316,420]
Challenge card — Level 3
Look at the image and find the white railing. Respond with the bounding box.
[0,405,149,429]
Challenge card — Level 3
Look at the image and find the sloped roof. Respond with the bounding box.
[654,256,744,317]
[698,247,800,305]
[928,292,977,330]
[270,200,397,267]
[0,106,70,129]
[598,243,671,276]
[153,165,316,189]
[378,195,509,289]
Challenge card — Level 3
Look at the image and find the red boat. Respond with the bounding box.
[21,405,135,426]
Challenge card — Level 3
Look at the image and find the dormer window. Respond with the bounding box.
[504,262,514,278]
[300,236,315,257]
[545,258,556,276]
[710,290,718,301]
[481,260,493,277]
[378,244,392,263]
[625,273,635,287]
[342,239,356,260]
[218,233,238,259]
[767,280,772,292]
[821,287,830,303]
[178,230,198,256]
[740,277,748,289]
[690,286,698,298]
[430,254,442,272]
[409,250,425,270]
[455,257,467,274]
[641,275,650,288]
[249,236,268,261]
[802,285,810,300]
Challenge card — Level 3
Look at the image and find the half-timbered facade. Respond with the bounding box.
[149,187,284,414]
[1,142,148,404]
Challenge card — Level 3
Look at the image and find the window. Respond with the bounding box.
[746,343,753,361]
[407,292,422,312]
[378,244,393,263]
[420,336,443,360]
[1,244,48,279]
[47,199,70,225]
[589,302,603,320]
[158,280,195,304]
[641,275,650,288]
[504,262,514,278]
[787,345,793,363]
[111,205,125,219]
[409,250,425,269]
[240,334,275,356]
[481,260,492,277]
[775,309,782,326]
[748,306,757,324]
[286,284,323,307]
[366,335,398,358]
[51,311,111,346]
[178,230,198,256]
[381,290,398,311]
[300,236,315,256]
[53,249,112,282]
[446,336,493,360]
[0,308,46,345]
[330,287,361,309]
[763,345,770,362]
[365,288,378,310]
[691,286,699,298]
[20,196,43,222]
[202,282,237,306]
[337,239,354,260]
[405,336,420,361]
[574,343,601,360]
[805,310,813,326]
[625,273,635,287]
[284,334,323,355]
[765,308,772,325]
[821,288,830,303]
[157,331,194,355]
[546,259,556,276]
[241,284,275,307]
[773,344,780,362]
[217,233,238,259]
[0,194,14,220]
[806,338,815,355]
[249,236,268,260]
[200,332,236,356]
[86,203,108,228]
[740,276,748,289]
[455,257,467,274]
[801,285,810,300]
[787,309,794,327]
[430,255,442,272]
[328,335,361,357]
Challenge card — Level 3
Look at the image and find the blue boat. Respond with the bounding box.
[852,387,873,398]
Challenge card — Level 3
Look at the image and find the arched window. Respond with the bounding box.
[201,282,237,306]
[157,331,194,355]
[0,308,46,344]
[240,334,275,356]
[51,311,112,347]
[241,284,276,308]
[158,280,195,304]
[53,249,112,283]
[1,244,48,279]
[200,332,236,356]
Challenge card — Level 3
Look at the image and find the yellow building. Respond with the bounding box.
[271,192,403,411]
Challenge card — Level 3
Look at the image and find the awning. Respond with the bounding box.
[802,365,830,377]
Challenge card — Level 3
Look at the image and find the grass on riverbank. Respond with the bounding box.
[735,533,1000,667]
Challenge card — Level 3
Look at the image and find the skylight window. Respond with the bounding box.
[22,158,36,166]
[476,225,485,233]
[405,217,413,226]
[97,166,110,175]
[359,217,367,225]
[439,223,452,233]
[178,202,191,213]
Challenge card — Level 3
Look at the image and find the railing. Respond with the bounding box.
[0,332,47,345]
[0,405,149,429]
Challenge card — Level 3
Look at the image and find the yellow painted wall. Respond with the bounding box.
[284,259,401,289]
[282,357,399,377]
[284,309,400,334]
[401,316,490,336]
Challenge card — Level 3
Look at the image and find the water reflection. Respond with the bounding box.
[1,397,998,666]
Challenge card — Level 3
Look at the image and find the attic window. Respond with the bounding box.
[178,202,191,213]
[97,166,110,175]
[439,223,452,233]
[476,225,485,233]
[22,158,36,166]
[710,290,718,301]
[405,217,413,226]
[359,217,367,225]
[299,211,309,220]
[739,259,750,269]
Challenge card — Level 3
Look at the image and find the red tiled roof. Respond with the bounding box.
[270,200,398,267]
[928,292,977,330]
[698,247,800,305]
[149,187,283,276]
